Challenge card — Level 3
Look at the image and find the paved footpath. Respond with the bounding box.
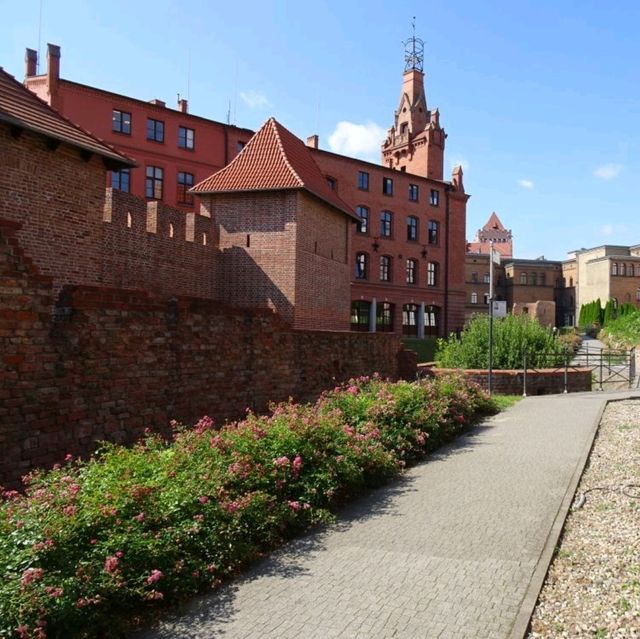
[135,390,640,639]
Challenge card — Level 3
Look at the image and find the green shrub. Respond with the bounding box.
[435,314,566,369]
[0,374,495,638]
[599,306,640,348]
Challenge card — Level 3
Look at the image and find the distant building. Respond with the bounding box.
[23,44,254,213]
[467,212,512,258]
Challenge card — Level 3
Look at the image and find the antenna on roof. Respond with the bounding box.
[233,61,238,125]
[37,0,44,74]
[226,99,231,125]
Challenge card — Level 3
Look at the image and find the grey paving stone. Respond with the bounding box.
[133,390,640,639]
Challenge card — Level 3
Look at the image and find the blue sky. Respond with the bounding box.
[3,0,640,260]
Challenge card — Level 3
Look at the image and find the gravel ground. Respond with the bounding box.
[527,399,640,639]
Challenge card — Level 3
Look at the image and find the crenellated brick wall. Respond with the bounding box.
[0,222,402,488]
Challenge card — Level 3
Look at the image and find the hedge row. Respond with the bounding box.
[0,374,495,638]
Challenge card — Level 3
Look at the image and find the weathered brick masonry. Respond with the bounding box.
[0,222,402,488]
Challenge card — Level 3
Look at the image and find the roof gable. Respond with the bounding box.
[0,67,134,167]
[192,117,357,220]
[484,212,506,232]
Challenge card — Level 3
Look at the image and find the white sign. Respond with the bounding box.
[492,301,507,318]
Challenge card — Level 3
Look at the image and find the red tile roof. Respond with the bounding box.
[0,67,134,167]
[192,117,357,220]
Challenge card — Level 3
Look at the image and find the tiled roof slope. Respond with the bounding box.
[0,67,134,167]
[192,117,357,220]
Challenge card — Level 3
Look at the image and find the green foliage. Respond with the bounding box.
[599,305,640,347]
[435,314,566,369]
[578,299,603,331]
[0,375,496,638]
[401,337,438,362]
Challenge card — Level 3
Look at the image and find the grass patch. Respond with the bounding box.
[490,395,523,410]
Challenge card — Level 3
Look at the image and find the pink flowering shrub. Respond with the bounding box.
[0,373,495,637]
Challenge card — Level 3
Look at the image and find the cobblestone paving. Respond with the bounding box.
[135,392,636,639]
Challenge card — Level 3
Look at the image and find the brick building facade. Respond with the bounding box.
[24,45,254,213]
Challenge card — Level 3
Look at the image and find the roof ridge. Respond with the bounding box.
[269,118,304,187]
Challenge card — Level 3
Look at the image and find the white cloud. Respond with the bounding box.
[601,224,614,236]
[239,90,270,108]
[328,121,386,161]
[448,154,470,173]
[518,179,534,189]
[594,163,623,180]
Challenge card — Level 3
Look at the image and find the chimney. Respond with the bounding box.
[306,134,319,149]
[47,43,60,84]
[25,48,37,77]
[149,98,166,107]
[178,98,188,113]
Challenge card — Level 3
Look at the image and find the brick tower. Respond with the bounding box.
[381,30,446,179]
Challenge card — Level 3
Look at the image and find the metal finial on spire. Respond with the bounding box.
[403,17,424,72]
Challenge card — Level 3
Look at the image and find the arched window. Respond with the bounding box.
[406,259,417,285]
[427,220,439,245]
[402,303,418,335]
[380,211,393,237]
[520,272,527,285]
[356,205,369,234]
[376,302,394,332]
[427,261,438,287]
[569,277,573,287]
[350,301,371,332]
[355,252,368,280]
[380,255,392,281]
[407,216,418,241]
[471,292,478,304]
[530,273,537,286]
[621,263,626,276]
[612,262,618,275]
[540,273,546,286]
[636,288,640,301]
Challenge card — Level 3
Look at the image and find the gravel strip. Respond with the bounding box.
[527,400,640,638]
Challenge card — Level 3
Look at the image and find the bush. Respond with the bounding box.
[435,314,566,369]
[599,306,640,348]
[0,374,495,638]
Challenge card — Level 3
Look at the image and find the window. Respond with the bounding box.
[636,265,640,277]
[569,277,574,287]
[427,261,438,287]
[425,305,439,335]
[326,176,336,190]
[471,272,478,283]
[409,184,419,201]
[380,211,393,237]
[357,171,369,191]
[111,168,130,193]
[520,272,527,285]
[112,109,131,134]
[350,301,371,332]
[145,166,163,199]
[407,216,418,241]
[427,220,439,245]
[621,263,626,276]
[236,141,246,152]
[483,272,490,284]
[376,302,394,332]
[146,118,164,142]
[402,303,418,336]
[355,252,368,280]
[636,288,640,301]
[540,273,546,286]
[400,122,408,135]
[531,273,538,286]
[380,255,392,282]
[178,126,195,149]
[356,206,369,234]
[612,262,618,275]
[483,293,489,305]
[177,171,194,205]
[406,259,417,285]
[430,189,439,206]
[471,292,478,304]
[382,177,393,196]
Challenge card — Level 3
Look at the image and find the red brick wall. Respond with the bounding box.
[0,223,402,487]
[0,126,107,292]
[102,189,217,298]
[295,192,351,331]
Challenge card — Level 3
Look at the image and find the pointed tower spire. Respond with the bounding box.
[381,25,446,179]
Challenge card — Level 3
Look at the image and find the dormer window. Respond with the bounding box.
[400,122,408,135]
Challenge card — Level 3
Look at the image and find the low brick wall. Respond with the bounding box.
[0,223,403,487]
[420,366,592,395]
